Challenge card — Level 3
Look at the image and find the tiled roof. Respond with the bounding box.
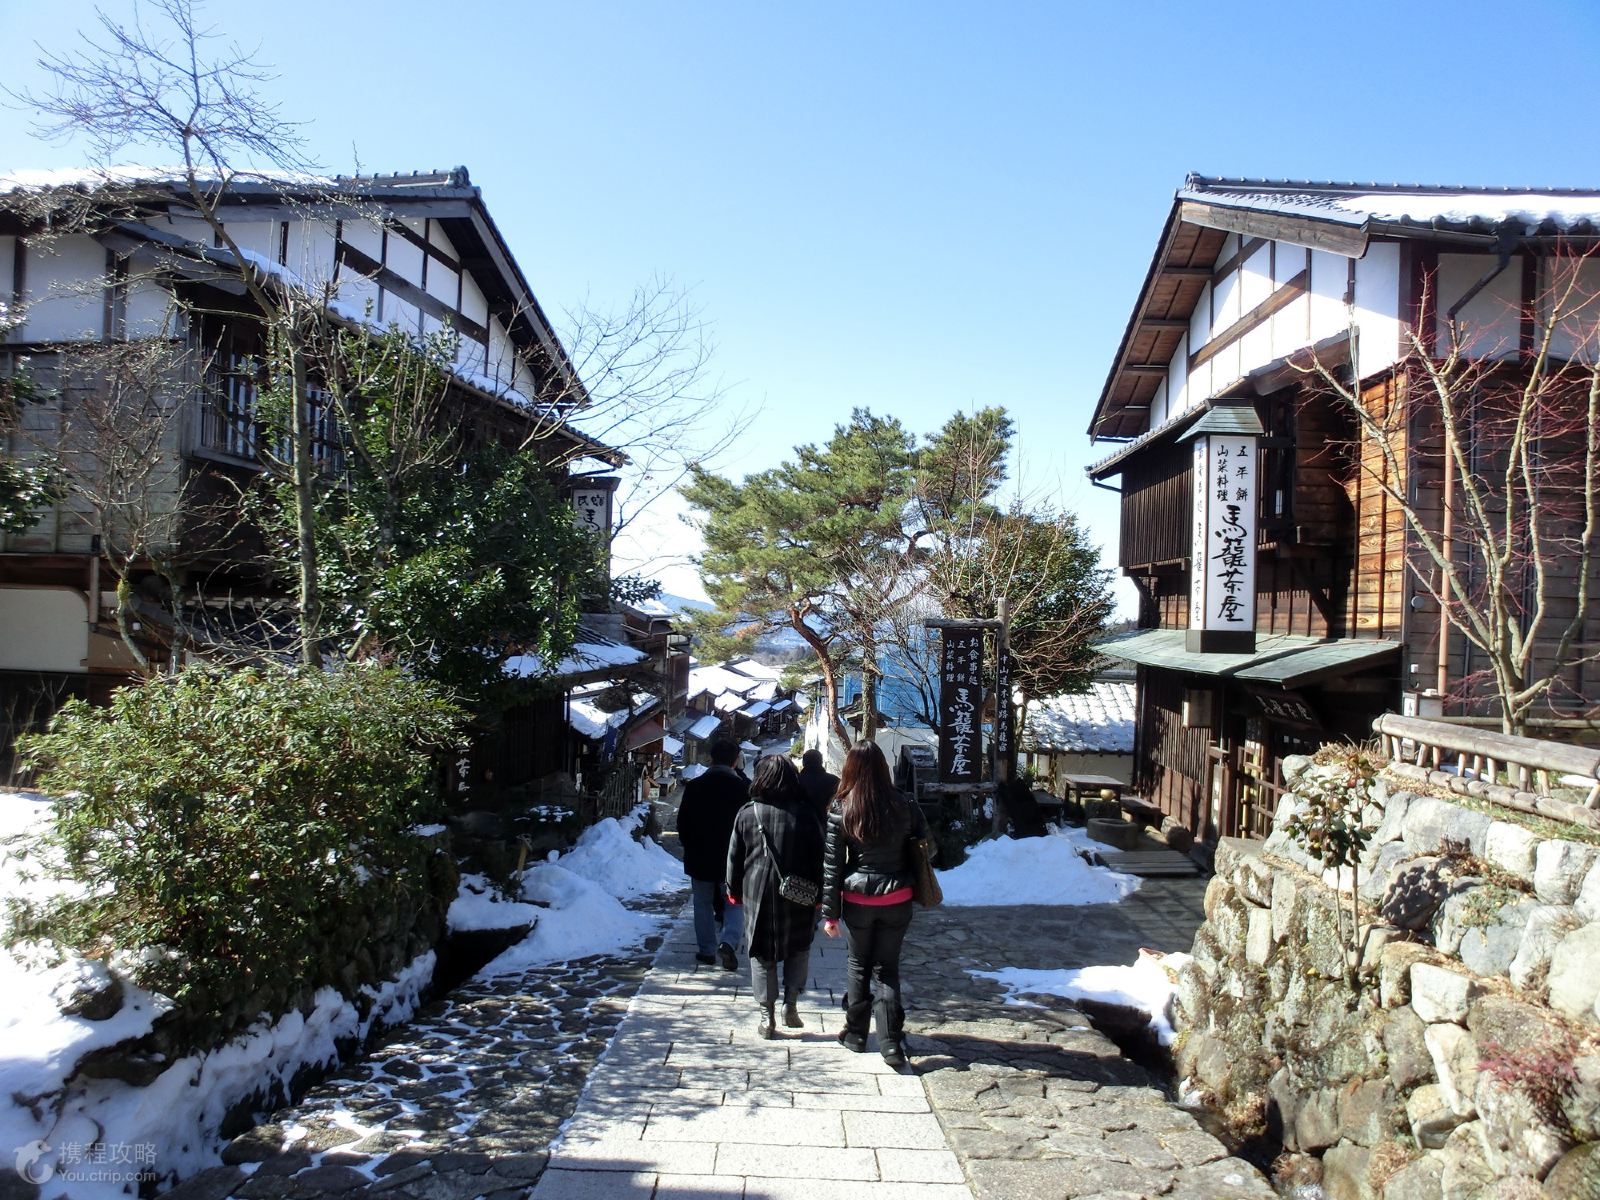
[1181,175,1600,236]
[1023,681,1136,754]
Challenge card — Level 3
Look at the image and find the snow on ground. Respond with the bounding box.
[556,809,681,899]
[476,810,681,977]
[970,951,1194,1045]
[937,826,1140,906]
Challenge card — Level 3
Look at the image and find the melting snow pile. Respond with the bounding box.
[475,810,680,976]
[557,809,681,899]
[937,826,1140,906]
[971,950,1194,1045]
[448,873,543,932]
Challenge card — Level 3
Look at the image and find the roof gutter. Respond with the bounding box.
[1445,226,1523,322]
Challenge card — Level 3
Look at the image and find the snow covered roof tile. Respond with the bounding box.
[1022,681,1136,755]
[689,665,761,697]
[686,715,723,741]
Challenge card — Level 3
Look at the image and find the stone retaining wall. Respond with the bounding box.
[1172,755,1600,1199]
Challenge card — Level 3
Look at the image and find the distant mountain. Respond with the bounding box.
[658,592,713,614]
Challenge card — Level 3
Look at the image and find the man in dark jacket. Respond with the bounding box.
[797,749,839,816]
[675,737,748,969]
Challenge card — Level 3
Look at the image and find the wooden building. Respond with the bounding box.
[0,166,629,781]
[1088,176,1600,848]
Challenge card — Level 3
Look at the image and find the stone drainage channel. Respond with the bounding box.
[162,880,1275,1199]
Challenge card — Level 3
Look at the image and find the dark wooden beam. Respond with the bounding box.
[1161,265,1214,278]
[1123,364,1169,375]
[1189,269,1309,373]
[1139,317,1190,330]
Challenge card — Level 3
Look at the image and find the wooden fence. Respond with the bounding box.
[1371,712,1600,832]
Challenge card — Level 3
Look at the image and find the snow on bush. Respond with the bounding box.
[936,826,1140,906]
[971,950,1193,1045]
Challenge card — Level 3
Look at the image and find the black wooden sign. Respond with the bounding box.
[994,648,1013,771]
[938,628,985,783]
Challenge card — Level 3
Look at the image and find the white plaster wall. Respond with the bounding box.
[1435,252,1522,359]
[124,277,176,338]
[221,220,277,265]
[460,275,490,328]
[1353,241,1402,373]
[426,261,459,308]
[1307,249,1350,346]
[290,220,339,289]
[487,319,516,390]
[1162,332,1187,421]
[0,588,88,672]
[427,220,453,255]
[20,236,106,342]
[384,236,424,290]
[1239,243,1272,311]
[342,217,383,262]
[381,292,421,335]
[1544,255,1600,363]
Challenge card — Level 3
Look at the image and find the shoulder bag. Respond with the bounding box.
[908,834,943,908]
[755,805,820,907]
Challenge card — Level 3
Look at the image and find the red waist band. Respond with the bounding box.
[843,886,913,907]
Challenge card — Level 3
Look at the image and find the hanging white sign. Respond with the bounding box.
[1188,434,1257,651]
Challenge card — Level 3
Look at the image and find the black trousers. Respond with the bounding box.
[841,899,913,1044]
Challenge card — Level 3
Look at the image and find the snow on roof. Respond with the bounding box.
[681,763,708,781]
[745,680,780,702]
[727,658,785,683]
[1022,681,1136,755]
[740,700,773,719]
[567,691,658,741]
[740,741,761,753]
[688,664,761,697]
[1179,175,1600,236]
[714,692,747,713]
[503,636,649,682]
[661,736,684,757]
[768,699,794,713]
[686,714,723,741]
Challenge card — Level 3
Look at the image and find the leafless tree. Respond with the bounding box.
[1303,250,1600,736]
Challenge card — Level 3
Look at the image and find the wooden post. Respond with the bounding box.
[991,596,1012,834]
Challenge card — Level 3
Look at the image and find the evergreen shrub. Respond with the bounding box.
[14,664,466,1033]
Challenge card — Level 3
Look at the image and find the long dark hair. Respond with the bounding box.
[837,742,902,843]
[750,754,803,805]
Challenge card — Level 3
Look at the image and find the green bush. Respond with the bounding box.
[14,664,466,1029]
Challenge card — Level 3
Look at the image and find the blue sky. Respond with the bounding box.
[4,0,1599,609]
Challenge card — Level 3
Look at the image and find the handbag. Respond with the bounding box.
[909,835,943,908]
[755,806,820,907]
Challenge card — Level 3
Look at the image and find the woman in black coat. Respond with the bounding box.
[727,754,825,1038]
[821,741,930,1068]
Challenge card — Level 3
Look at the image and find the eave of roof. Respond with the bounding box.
[1087,174,1600,445]
[1094,628,1399,688]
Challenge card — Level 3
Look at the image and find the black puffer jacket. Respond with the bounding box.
[821,792,930,920]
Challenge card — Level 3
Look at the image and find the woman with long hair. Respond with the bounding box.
[726,754,826,1038]
[820,741,931,1068]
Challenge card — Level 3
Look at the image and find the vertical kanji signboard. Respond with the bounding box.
[938,628,985,783]
[1184,407,1261,654]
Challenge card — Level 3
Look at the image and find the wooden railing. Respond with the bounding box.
[1371,713,1600,831]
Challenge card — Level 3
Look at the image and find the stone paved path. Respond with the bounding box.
[531,916,967,1200]
[905,888,1277,1199]
[532,879,1276,1200]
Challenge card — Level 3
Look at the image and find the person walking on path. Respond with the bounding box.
[797,747,839,816]
[726,754,825,1039]
[821,741,931,1069]
[674,737,748,970]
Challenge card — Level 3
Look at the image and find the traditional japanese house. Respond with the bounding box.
[1087,176,1600,849]
[0,166,627,783]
